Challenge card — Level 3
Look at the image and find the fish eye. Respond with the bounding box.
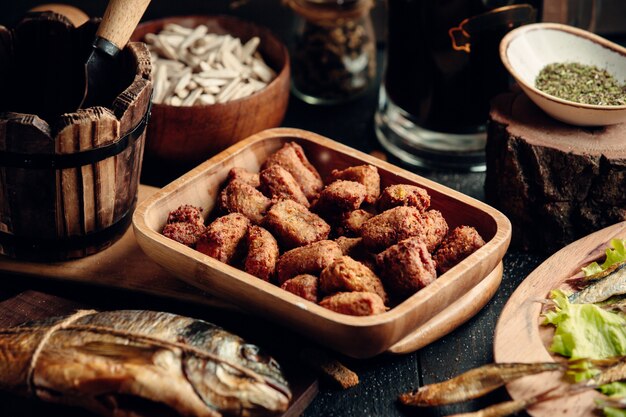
[241,344,260,361]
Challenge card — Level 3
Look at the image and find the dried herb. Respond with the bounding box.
[535,62,626,106]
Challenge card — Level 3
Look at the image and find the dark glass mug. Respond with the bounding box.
[375,1,536,171]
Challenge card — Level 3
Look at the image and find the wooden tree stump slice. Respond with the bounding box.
[485,92,626,253]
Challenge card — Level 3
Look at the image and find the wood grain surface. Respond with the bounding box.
[134,127,511,358]
[494,221,626,417]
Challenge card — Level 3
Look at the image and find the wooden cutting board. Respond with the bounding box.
[494,221,626,417]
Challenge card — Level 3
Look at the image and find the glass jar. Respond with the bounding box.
[287,0,376,105]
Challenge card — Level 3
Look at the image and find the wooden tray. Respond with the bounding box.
[494,221,626,417]
[133,127,512,358]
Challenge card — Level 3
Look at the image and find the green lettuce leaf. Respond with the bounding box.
[583,239,626,277]
[543,290,626,360]
[543,290,626,416]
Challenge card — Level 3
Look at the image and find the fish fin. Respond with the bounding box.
[76,342,160,364]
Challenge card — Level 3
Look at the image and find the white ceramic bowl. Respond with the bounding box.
[500,23,626,126]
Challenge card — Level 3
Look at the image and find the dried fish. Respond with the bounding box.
[569,263,626,304]
[398,362,564,406]
[0,310,291,417]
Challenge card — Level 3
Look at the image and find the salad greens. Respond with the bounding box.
[544,240,626,416]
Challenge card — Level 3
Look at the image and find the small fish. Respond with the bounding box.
[569,263,626,304]
[398,362,564,406]
[0,310,291,417]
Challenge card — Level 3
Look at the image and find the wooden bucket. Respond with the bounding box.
[0,13,152,260]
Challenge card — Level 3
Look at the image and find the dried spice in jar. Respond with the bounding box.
[287,0,376,104]
[535,62,626,106]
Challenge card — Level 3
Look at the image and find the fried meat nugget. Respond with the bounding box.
[196,213,250,264]
[162,222,205,247]
[276,240,342,284]
[419,210,449,252]
[320,256,388,303]
[377,184,430,212]
[227,167,260,188]
[264,199,330,249]
[166,204,204,227]
[262,142,323,200]
[260,165,309,207]
[218,180,271,224]
[244,225,279,281]
[280,274,319,302]
[312,180,366,215]
[329,165,380,204]
[360,206,424,252]
[376,237,437,297]
[335,236,363,256]
[433,226,485,274]
[319,292,386,316]
[336,209,373,236]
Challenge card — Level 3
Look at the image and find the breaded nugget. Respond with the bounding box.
[320,256,388,303]
[312,180,367,214]
[376,237,437,297]
[336,209,373,236]
[262,142,323,200]
[260,165,309,207]
[335,236,363,256]
[244,225,279,281]
[162,222,205,247]
[433,226,486,274]
[280,274,319,303]
[319,292,386,316]
[166,204,204,227]
[196,213,250,264]
[264,199,330,249]
[218,179,271,224]
[419,210,449,252]
[329,165,380,204]
[276,240,342,284]
[227,167,260,188]
[360,206,423,252]
[377,184,431,212]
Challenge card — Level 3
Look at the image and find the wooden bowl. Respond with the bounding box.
[133,128,511,358]
[131,15,290,169]
[500,23,626,126]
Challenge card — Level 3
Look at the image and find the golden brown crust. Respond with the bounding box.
[262,142,323,200]
[259,165,309,207]
[329,165,380,204]
[280,274,319,302]
[377,184,431,212]
[360,206,424,252]
[244,225,280,281]
[227,167,261,188]
[433,226,486,274]
[319,292,386,316]
[276,240,342,284]
[376,237,437,298]
[218,180,271,225]
[334,236,363,256]
[264,199,330,249]
[320,256,388,303]
[162,222,205,247]
[196,213,250,264]
[311,180,367,215]
[336,209,373,237]
[166,204,204,227]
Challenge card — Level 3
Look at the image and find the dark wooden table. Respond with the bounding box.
[0,2,553,416]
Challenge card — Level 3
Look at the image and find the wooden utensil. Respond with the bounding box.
[80,0,151,109]
[494,221,626,417]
